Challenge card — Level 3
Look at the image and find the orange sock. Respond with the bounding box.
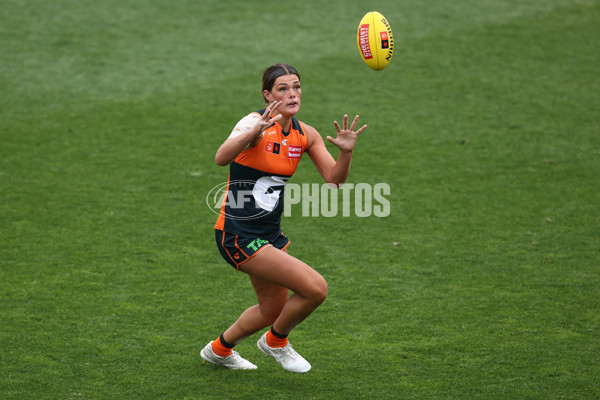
[211,335,233,357]
[266,327,289,348]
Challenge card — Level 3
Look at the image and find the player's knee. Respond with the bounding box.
[307,276,328,306]
[315,282,328,305]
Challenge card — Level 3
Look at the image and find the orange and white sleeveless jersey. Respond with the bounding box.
[214,109,308,236]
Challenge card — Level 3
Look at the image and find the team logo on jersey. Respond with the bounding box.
[265,141,281,155]
[206,177,289,220]
[288,145,302,159]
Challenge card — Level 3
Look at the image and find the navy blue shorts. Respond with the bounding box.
[215,229,290,270]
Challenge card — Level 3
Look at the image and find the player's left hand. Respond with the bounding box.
[327,115,367,153]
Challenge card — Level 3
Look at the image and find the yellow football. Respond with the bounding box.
[357,11,394,71]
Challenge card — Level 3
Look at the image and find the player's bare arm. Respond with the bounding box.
[305,114,367,186]
[215,101,283,166]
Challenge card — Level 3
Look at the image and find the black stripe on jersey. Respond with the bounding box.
[222,161,291,236]
[291,117,304,136]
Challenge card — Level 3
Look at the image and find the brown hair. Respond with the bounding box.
[261,64,300,104]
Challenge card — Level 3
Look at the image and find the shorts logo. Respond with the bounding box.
[380,31,389,49]
[265,141,280,155]
[288,145,302,159]
[247,238,269,251]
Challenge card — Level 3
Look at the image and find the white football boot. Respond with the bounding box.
[257,332,311,373]
[201,341,257,370]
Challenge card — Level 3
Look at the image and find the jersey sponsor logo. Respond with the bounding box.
[265,140,281,155]
[288,145,302,159]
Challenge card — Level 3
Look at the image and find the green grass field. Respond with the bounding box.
[1,0,599,399]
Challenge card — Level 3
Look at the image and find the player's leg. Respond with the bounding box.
[220,274,289,345]
[220,245,327,343]
[241,246,326,373]
[239,245,328,335]
[202,234,326,372]
[201,232,284,370]
[201,275,284,370]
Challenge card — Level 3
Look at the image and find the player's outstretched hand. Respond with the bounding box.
[256,101,283,134]
[327,114,367,153]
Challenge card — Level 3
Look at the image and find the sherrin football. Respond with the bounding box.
[357,11,394,71]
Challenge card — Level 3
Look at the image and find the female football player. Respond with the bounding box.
[201,64,366,373]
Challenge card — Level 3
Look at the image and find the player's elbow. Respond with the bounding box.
[215,156,228,166]
[325,181,344,188]
[323,169,350,188]
[214,151,231,166]
[324,174,348,188]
